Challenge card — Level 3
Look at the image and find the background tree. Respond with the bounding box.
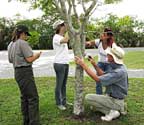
[16,18,54,49]
[88,14,144,47]
[0,17,14,50]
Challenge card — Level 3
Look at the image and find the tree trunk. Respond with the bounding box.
[74,65,84,115]
[70,32,85,115]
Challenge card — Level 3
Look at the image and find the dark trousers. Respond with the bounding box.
[15,66,40,125]
[53,63,69,106]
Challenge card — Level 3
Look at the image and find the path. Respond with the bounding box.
[0,48,144,79]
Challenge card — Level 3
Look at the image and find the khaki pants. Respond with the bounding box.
[85,94,125,115]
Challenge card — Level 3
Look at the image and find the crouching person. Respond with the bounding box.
[75,44,128,121]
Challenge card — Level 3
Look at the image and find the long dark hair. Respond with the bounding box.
[104,28,115,47]
[55,23,65,34]
[11,28,22,42]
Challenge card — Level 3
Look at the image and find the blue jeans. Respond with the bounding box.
[54,63,69,106]
[96,62,110,94]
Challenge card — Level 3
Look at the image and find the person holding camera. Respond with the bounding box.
[85,28,115,95]
[75,44,128,121]
[8,25,41,125]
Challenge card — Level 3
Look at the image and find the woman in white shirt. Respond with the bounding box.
[86,28,115,94]
[52,20,69,110]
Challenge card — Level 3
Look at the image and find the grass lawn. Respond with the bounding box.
[0,77,144,125]
[124,51,144,69]
[70,51,144,69]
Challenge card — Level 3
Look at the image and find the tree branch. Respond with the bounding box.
[85,0,97,17]
[71,0,81,31]
[66,0,76,32]
[71,0,79,19]
[82,0,86,13]
[53,0,64,17]
[67,0,72,16]
[89,1,102,17]
[59,0,68,18]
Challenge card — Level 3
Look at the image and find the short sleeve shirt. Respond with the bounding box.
[95,39,108,62]
[53,34,70,64]
[99,64,128,99]
[8,39,33,67]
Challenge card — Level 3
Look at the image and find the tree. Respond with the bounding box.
[90,14,144,47]
[16,18,54,49]
[12,0,122,115]
[0,17,14,50]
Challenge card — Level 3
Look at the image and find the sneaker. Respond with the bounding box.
[120,110,127,115]
[57,105,66,110]
[66,101,73,106]
[121,102,127,115]
[101,110,120,122]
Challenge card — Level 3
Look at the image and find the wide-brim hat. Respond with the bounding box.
[105,43,125,64]
[53,19,64,29]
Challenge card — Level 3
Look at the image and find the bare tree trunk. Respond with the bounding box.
[69,32,84,115]
[74,64,84,115]
[72,20,86,115]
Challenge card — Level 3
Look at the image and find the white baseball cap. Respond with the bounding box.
[53,19,65,29]
[105,43,125,64]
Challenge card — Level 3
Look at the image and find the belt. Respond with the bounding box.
[109,94,124,100]
[15,65,31,69]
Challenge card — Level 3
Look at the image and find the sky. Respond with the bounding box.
[0,0,144,21]
[0,0,43,19]
[92,0,144,21]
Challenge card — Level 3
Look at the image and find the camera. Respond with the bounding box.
[87,55,92,61]
[88,55,92,59]
[107,32,113,36]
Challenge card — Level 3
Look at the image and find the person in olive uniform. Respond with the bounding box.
[8,25,41,125]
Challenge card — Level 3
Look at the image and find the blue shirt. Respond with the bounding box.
[99,63,128,99]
